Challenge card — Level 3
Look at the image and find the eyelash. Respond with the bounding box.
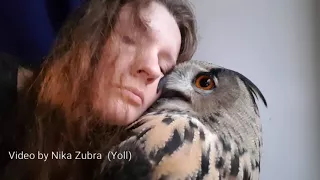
[160,66,173,75]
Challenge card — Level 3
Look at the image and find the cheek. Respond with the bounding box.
[98,42,132,86]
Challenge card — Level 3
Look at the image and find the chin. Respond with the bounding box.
[118,108,142,126]
[96,91,151,126]
[100,102,141,126]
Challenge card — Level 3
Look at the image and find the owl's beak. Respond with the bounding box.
[159,88,191,103]
[156,74,191,102]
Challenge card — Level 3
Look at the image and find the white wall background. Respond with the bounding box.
[190,0,320,180]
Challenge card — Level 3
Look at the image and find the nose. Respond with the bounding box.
[132,49,162,84]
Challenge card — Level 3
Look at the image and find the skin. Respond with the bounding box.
[15,2,182,126]
[94,2,182,125]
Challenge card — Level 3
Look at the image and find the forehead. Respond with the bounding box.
[117,2,181,60]
[139,2,181,43]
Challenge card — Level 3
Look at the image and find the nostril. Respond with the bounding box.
[147,78,154,83]
[137,70,143,73]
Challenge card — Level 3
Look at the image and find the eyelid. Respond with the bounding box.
[159,51,175,65]
[160,65,174,75]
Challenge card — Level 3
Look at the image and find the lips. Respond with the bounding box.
[124,87,144,104]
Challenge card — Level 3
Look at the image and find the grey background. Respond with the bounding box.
[190,0,320,179]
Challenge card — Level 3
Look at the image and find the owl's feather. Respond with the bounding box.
[95,60,267,180]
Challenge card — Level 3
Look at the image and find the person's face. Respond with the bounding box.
[98,2,181,125]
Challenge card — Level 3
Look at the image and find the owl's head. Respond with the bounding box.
[152,60,267,119]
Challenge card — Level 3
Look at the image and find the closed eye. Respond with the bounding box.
[158,51,176,75]
[160,63,175,75]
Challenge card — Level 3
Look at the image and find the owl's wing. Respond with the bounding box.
[94,112,259,180]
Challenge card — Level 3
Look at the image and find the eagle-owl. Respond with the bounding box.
[95,60,268,180]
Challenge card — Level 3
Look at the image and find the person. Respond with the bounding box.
[0,0,198,179]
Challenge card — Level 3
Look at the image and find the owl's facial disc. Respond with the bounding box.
[159,88,191,102]
[157,76,191,102]
[157,76,168,94]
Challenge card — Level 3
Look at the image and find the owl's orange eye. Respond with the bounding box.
[194,75,215,90]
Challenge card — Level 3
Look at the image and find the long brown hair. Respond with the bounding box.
[3,0,198,179]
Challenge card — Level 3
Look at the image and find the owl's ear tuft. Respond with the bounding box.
[234,71,268,109]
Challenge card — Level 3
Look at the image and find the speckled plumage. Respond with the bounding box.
[96,60,267,180]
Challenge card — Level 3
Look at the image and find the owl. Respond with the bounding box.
[95,60,268,180]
